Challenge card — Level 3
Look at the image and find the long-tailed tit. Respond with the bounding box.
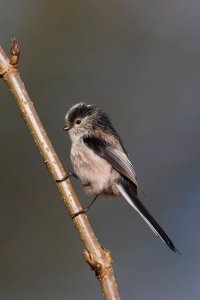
[60,102,178,252]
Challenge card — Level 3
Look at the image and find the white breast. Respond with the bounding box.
[70,139,118,195]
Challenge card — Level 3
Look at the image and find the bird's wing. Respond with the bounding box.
[83,135,138,187]
[83,136,179,253]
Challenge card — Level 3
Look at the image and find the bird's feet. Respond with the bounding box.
[71,208,89,219]
[71,195,99,219]
[56,171,78,183]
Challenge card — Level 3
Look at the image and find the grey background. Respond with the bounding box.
[0,1,200,299]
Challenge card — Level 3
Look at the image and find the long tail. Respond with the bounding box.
[116,180,179,253]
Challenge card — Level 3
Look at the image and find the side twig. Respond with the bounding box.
[0,39,120,300]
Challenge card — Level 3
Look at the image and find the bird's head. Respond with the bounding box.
[64,102,112,140]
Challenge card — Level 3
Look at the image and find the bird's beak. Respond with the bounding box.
[63,126,70,131]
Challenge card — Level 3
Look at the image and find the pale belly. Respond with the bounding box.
[70,141,120,196]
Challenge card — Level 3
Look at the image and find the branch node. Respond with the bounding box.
[83,247,113,280]
[97,266,112,281]
[83,248,102,272]
[10,37,20,66]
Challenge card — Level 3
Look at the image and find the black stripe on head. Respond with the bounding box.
[67,103,96,124]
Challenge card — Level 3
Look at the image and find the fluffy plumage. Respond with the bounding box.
[64,102,178,252]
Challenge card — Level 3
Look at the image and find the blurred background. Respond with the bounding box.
[0,1,200,299]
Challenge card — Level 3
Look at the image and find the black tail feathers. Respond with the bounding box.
[116,179,179,253]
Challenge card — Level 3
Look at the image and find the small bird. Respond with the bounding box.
[61,102,178,252]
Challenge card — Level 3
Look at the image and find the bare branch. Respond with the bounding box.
[0,39,121,300]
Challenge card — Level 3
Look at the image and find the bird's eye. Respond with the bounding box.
[75,119,81,125]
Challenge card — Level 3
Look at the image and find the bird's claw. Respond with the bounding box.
[56,171,78,183]
[71,208,88,219]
